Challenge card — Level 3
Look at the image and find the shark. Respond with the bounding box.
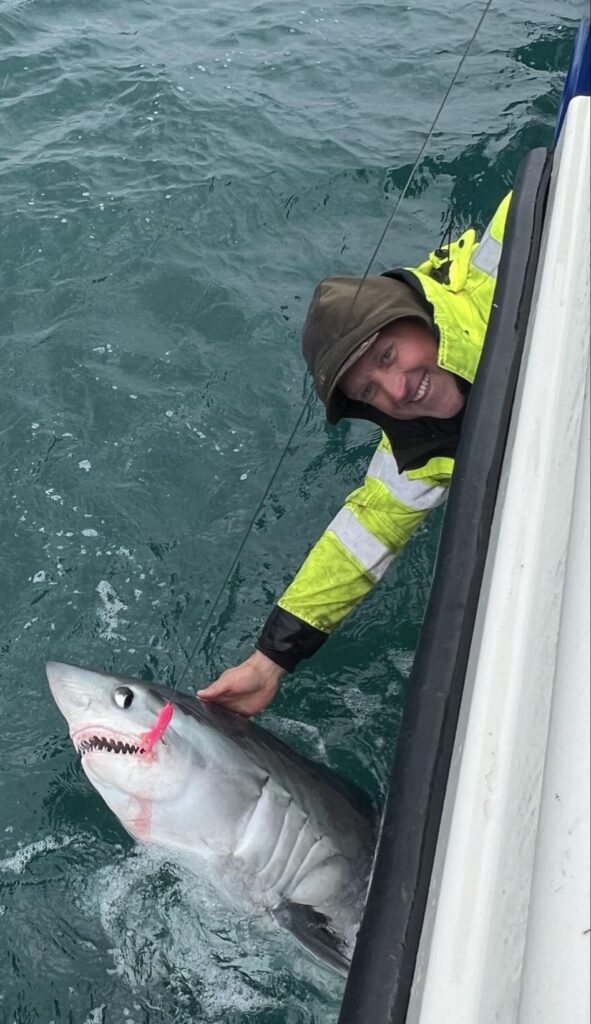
[46,660,377,973]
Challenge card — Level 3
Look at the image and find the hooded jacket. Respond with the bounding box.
[256,193,511,671]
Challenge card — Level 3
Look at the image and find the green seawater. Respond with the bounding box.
[0,1,582,1020]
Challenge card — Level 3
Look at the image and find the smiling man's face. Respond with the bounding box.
[339,319,467,421]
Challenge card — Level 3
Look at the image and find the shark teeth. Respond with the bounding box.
[77,736,140,756]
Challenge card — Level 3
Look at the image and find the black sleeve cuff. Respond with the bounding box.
[256,605,329,673]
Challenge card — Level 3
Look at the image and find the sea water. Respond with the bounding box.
[0,1,580,1020]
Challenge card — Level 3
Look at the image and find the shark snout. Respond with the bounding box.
[46,661,95,718]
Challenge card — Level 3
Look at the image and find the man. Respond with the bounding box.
[198,192,511,716]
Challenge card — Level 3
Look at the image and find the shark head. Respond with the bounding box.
[46,661,212,846]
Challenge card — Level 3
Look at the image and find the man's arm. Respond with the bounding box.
[198,437,451,714]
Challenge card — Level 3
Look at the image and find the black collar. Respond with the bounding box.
[344,401,466,472]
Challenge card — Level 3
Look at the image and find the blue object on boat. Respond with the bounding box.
[554,18,590,145]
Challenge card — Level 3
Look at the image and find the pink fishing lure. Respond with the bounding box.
[138,703,174,755]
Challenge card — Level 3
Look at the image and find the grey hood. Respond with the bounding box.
[301,274,434,424]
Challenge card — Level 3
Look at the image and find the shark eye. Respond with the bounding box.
[114,686,134,709]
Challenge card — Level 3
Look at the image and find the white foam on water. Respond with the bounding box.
[265,715,328,763]
[81,1008,106,1024]
[343,688,382,718]
[76,839,341,1019]
[83,849,277,1019]
[96,580,128,640]
[0,833,76,874]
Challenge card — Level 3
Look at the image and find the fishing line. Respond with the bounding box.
[350,0,495,309]
[177,379,315,685]
[178,0,495,685]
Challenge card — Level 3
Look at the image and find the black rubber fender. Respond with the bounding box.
[338,145,553,1024]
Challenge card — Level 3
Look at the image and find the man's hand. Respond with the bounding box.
[197,650,285,717]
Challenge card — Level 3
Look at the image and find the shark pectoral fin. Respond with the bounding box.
[272,901,350,976]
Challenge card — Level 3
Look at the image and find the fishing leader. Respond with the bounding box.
[198,192,510,715]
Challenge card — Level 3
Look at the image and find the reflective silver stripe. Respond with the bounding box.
[367,449,448,510]
[471,221,503,278]
[328,507,394,581]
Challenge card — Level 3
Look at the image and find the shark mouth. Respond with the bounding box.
[73,705,173,759]
[76,735,141,756]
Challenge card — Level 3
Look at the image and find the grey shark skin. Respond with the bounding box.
[46,661,376,973]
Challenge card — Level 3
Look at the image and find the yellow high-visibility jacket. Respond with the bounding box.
[257,194,511,671]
